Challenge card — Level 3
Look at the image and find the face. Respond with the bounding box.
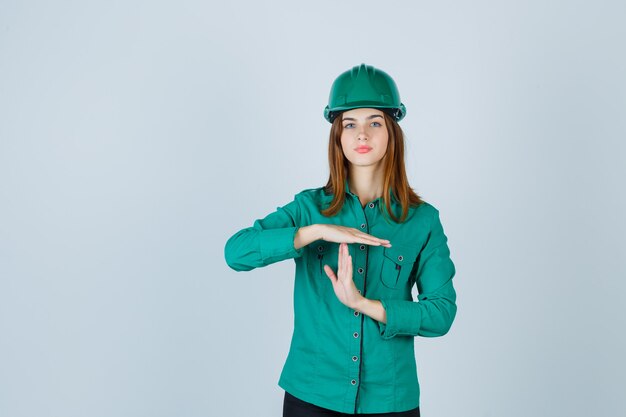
[340,108,389,170]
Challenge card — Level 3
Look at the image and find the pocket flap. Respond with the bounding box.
[383,244,418,265]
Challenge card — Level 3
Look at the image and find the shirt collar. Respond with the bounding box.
[344,178,399,207]
[344,178,358,198]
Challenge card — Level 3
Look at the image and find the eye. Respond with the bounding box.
[371,121,382,127]
[343,123,355,128]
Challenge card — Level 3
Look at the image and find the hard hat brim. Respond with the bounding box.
[324,103,406,123]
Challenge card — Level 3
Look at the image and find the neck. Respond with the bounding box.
[347,165,384,205]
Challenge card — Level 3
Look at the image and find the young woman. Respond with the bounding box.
[224,63,457,416]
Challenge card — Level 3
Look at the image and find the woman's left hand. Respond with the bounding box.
[323,242,364,309]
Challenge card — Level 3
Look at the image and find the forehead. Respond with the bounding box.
[341,107,384,119]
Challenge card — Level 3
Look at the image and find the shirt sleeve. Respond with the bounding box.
[224,193,305,271]
[377,207,457,339]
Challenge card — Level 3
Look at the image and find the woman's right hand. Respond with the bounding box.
[318,224,391,248]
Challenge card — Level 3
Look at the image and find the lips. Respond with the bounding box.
[355,146,372,153]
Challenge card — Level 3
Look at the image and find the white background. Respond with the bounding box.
[1,1,625,416]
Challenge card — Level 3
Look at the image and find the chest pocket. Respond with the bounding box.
[380,244,419,289]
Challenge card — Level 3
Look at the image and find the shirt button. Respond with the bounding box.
[360,223,366,229]
[352,356,358,361]
[359,244,365,250]
[354,311,360,317]
[368,203,375,208]
[353,332,359,338]
[398,255,403,261]
[351,379,357,385]
[318,245,324,252]
[357,267,364,274]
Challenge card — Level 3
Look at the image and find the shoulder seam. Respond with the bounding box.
[296,186,325,196]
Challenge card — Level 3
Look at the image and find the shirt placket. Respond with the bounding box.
[348,197,378,413]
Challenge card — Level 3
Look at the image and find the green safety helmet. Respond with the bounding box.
[324,63,406,123]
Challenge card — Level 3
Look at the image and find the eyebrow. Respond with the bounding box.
[342,114,384,122]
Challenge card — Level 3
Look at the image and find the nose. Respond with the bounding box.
[357,126,368,141]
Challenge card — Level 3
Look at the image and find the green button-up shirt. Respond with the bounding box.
[224,179,457,414]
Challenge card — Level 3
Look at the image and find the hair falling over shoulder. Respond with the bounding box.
[321,112,425,223]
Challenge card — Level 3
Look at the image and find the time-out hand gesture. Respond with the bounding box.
[320,224,391,248]
[323,242,363,309]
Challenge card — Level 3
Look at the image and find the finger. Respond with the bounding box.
[337,243,343,273]
[337,244,343,279]
[363,239,392,247]
[352,233,391,245]
[365,237,391,245]
[341,244,350,280]
[362,235,390,243]
[342,244,348,278]
[351,229,389,240]
[324,264,336,283]
[341,245,350,282]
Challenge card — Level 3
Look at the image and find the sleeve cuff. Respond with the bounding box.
[259,226,304,265]
[378,298,423,340]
